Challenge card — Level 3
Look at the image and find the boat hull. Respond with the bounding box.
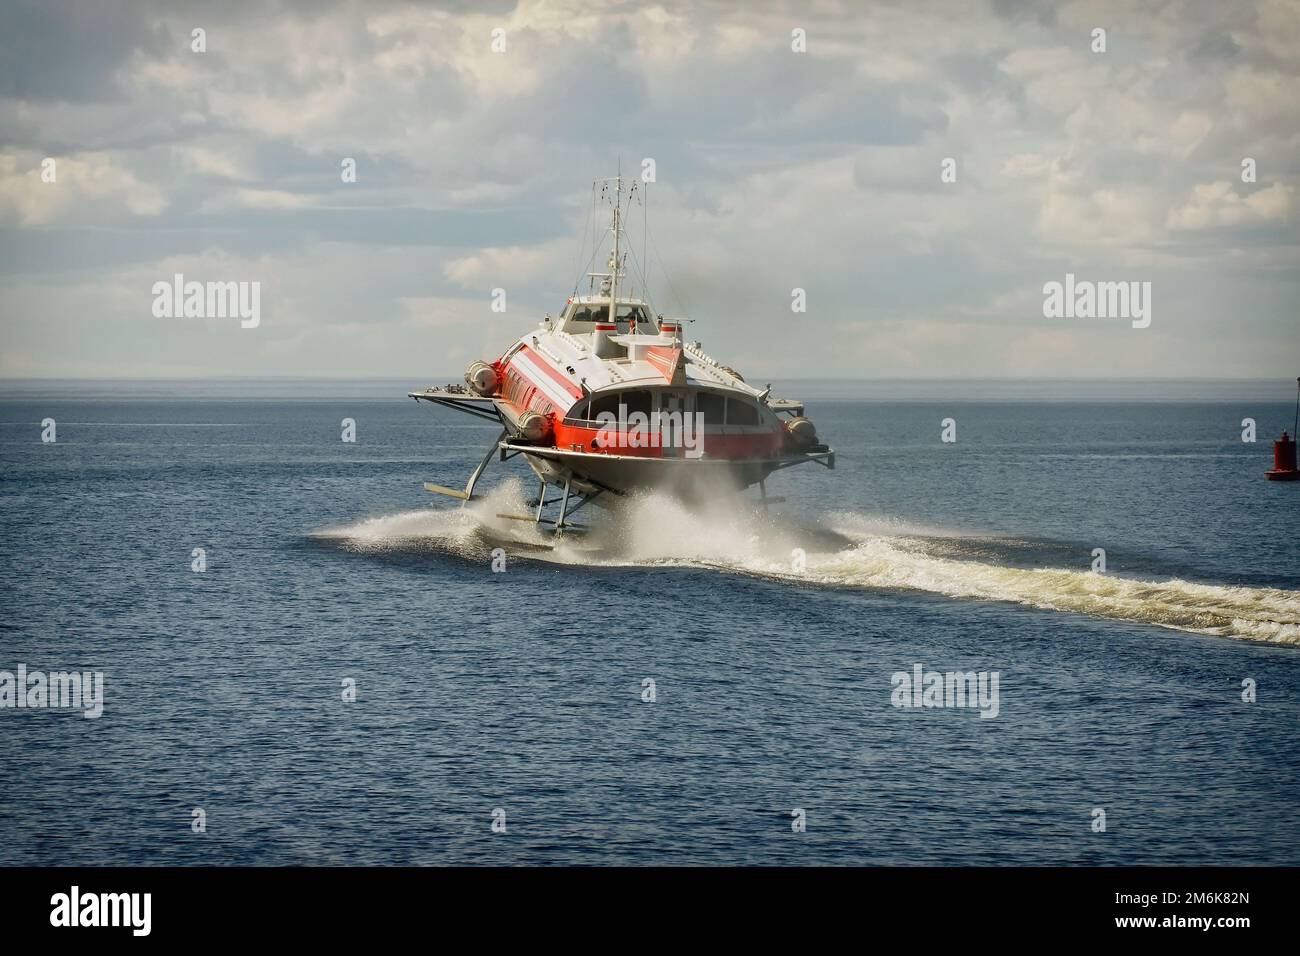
[512,443,833,500]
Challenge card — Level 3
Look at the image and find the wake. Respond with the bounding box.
[313,480,1300,645]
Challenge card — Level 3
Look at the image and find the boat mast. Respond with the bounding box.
[609,174,622,322]
[583,173,633,325]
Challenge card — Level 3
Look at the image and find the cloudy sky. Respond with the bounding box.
[0,0,1297,380]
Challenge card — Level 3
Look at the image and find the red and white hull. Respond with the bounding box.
[409,173,833,522]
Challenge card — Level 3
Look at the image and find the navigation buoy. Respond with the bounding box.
[1266,432,1298,480]
[1265,377,1300,481]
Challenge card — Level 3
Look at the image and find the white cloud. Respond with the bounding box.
[1032,155,1161,250]
[174,145,253,181]
[1167,180,1295,230]
[1,0,1297,379]
[199,188,318,213]
[444,244,566,289]
[856,53,924,84]
[998,46,1074,78]
[1002,153,1051,178]
[1224,67,1300,124]
[0,151,167,225]
[1247,0,1300,60]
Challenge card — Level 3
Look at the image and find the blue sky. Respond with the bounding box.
[0,0,1297,379]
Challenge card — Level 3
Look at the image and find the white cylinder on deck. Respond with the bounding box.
[518,410,550,442]
[785,416,818,447]
[465,361,498,396]
[592,319,620,359]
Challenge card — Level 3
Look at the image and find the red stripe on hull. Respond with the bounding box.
[552,420,784,459]
[508,346,583,400]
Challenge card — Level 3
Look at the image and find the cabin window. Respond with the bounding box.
[620,390,652,417]
[588,393,619,419]
[588,389,652,420]
[657,390,686,412]
[696,391,725,426]
[726,397,760,426]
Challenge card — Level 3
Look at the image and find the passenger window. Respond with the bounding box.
[589,390,652,419]
[696,392,725,426]
[726,398,760,426]
[589,393,620,419]
[658,390,686,412]
[621,390,652,416]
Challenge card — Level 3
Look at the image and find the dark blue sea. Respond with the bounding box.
[1,378,1297,865]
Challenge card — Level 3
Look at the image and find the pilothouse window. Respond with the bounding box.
[566,302,643,327]
[567,305,609,324]
[616,305,647,327]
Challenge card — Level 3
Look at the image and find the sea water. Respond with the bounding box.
[0,378,1296,864]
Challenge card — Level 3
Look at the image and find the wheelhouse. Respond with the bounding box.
[559,296,655,335]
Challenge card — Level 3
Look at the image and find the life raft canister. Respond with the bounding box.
[465,361,498,396]
[785,416,819,448]
[518,410,551,442]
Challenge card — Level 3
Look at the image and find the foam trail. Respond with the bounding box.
[312,479,553,559]
[316,489,1300,645]
[781,534,1299,645]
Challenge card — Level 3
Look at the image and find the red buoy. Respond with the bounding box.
[1265,377,1300,481]
[1267,431,1299,481]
